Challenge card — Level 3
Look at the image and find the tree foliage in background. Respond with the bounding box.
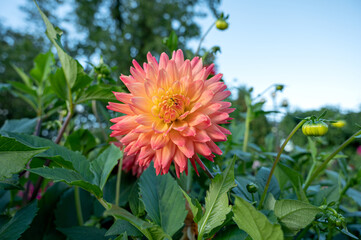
[0,0,221,124]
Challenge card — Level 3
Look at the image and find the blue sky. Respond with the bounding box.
[1,0,361,112]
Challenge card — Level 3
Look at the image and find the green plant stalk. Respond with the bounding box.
[258,119,306,209]
[204,164,214,179]
[29,110,74,202]
[115,157,123,206]
[303,128,361,191]
[337,179,354,210]
[243,106,251,152]
[195,21,216,56]
[303,159,317,190]
[97,197,111,210]
[92,100,107,140]
[74,186,84,226]
[327,225,333,240]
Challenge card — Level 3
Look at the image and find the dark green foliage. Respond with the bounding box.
[0,200,38,240]
[139,166,188,237]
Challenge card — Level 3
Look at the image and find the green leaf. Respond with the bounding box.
[0,175,23,190]
[181,189,202,223]
[12,65,32,87]
[139,166,187,237]
[30,51,54,84]
[274,200,320,232]
[8,81,37,97]
[105,206,171,240]
[64,129,97,155]
[49,68,68,101]
[128,180,145,217]
[233,196,284,240]
[165,31,178,52]
[197,157,237,240]
[255,167,281,199]
[76,84,123,103]
[71,64,93,92]
[213,225,248,240]
[0,190,10,213]
[34,1,77,88]
[105,219,142,237]
[346,188,361,208]
[90,145,122,190]
[58,226,109,240]
[55,188,94,228]
[103,175,134,207]
[276,163,305,201]
[0,200,39,240]
[29,167,102,197]
[313,185,340,206]
[0,135,47,180]
[21,182,68,239]
[1,132,95,183]
[0,118,37,134]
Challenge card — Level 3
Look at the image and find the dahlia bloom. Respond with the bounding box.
[107,50,234,177]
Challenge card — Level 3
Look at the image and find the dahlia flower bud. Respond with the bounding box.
[107,50,234,177]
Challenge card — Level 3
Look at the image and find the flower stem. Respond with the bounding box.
[204,164,214,179]
[74,186,84,226]
[115,157,123,206]
[195,21,216,56]
[55,111,73,144]
[243,107,251,152]
[97,197,111,210]
[303,128,361,191]
[29,110,74,202]
[258,119,306,209]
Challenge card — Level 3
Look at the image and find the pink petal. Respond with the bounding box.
[136,114,154,126]
[194,142,212,156]
[138,145,155,159]
[120,132,139,145]
[172,49,184,69]
[132,60,146,77]
[210,112,229,124]
[191,57,203,76]
[174,148,187,173]
[207,141,223,155]
[159,52,169,69]
[205,73,223,86]
[130,97,151,112]
[113,92,133,104]
[160,142,176,173]
[169,130,186,147]
[151,134,169,150]
[181,126,196,137]
[130,67,145,83]
[193,129,211,143]
[152,121,169,133]
[120,75,135,85]
[189,157,199,176]
[187,113,211,128]
[206,125,227,141]
[107,102,133,115]
[172,120,188,131]
[213,90,231,101]
[188,80,204,102]
[178,140,194,158]
[147,52,159,69]
[126,83,146,96]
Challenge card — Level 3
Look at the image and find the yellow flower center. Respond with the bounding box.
[151,89,190,123]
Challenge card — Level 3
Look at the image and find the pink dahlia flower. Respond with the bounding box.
[107,50,234,177]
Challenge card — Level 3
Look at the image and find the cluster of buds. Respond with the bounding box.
[317,204,346,229]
